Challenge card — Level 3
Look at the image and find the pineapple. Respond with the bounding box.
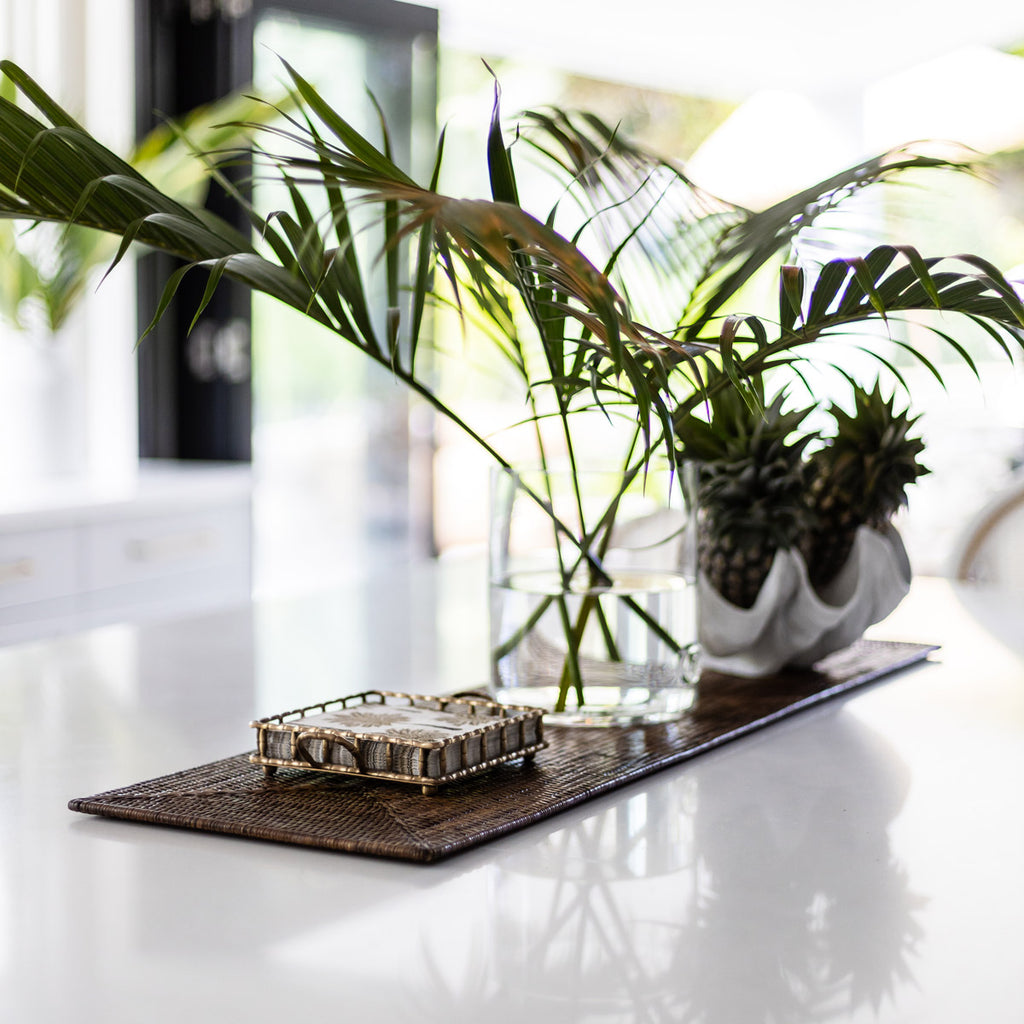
[674,377,817,608]
[802,382,928,589]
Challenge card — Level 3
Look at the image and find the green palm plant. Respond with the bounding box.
[516,107,1024,401]
[2,59,1023,712]
[0,77,287,333]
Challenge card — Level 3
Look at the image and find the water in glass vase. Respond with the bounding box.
[491,567,701,726]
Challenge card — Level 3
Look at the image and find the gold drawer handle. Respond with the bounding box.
[0,558,35,585]
[125,529,216,563]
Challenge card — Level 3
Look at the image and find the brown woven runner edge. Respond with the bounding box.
[67,639,937,863]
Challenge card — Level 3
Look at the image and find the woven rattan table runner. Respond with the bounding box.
[69,639,933,863]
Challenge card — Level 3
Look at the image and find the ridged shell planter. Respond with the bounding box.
[698,524,912,677]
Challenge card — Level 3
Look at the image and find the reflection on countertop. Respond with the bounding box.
[402,711,923,1023]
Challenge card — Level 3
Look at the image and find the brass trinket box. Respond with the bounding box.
[250,690,546,794]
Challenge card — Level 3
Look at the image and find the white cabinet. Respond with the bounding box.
[0,462,252,644]
[82,505,250,591]
[0,526,78,611]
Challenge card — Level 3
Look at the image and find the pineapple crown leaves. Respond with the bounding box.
[672,370,817,466]
[826,380,927,467]
[673,373,820,552]
[810,381,929,523]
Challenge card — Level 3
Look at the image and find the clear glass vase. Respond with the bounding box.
[489,465,702,726]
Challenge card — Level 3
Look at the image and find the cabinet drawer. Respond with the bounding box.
[81,505,251,591]
[0,527,78,610]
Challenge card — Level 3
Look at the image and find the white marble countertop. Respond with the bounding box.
[1,562,1022,1023]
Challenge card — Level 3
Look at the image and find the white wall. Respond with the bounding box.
[0,0,137,497]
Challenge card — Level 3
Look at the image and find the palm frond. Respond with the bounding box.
[672,245,1024,420]
[3,58,1024,482]
[518,109,985,345]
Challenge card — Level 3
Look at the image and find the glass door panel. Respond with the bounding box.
[250,9,435,595]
